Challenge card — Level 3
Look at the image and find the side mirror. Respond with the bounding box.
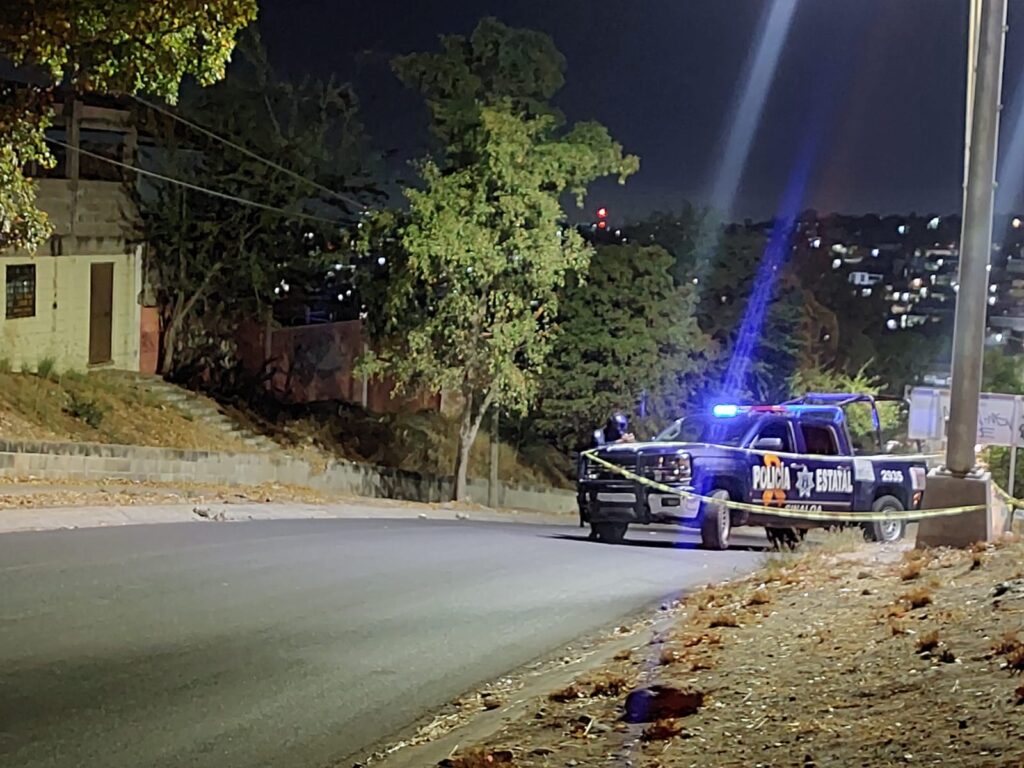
[753,437,785,451]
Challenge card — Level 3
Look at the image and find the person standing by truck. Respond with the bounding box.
[592,412,636,447]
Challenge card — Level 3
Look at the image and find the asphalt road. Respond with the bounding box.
[0,516,766,768]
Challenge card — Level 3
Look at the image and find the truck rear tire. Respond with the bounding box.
[591,522,628,544]
[865,495,906,543]
[700,488,731,550]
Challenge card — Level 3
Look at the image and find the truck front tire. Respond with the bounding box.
[865,495,906,543]
[591,522,628,544]
[700,488,732,550]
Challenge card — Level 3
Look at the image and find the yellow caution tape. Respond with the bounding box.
[581,450,987,522]
[592,441,943,465]
[993,484,1024,509]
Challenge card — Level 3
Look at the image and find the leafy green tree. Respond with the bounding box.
[359,20,638,500]
[138,33,374,376]
[629,214,806,403]
[0,0,257,251]
[532,243,708,450]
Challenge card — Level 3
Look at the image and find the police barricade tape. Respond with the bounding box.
[581,450,986,522]
[993,484,1024,509]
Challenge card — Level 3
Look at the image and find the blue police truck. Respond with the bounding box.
[577,394,929,550]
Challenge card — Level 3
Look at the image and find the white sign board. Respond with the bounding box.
[908,387,1021,446]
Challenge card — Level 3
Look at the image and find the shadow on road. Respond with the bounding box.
[546,533,770,553]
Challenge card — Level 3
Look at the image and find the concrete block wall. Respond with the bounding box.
[36,180,136,241]
[0,439,577,515]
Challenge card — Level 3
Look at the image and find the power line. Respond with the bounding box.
[45,137,343,226]
[131,94,368,212]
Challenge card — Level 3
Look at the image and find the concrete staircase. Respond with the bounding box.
[122,373,280,452]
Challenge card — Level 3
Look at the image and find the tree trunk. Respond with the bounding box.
[157,268,221,377]
[452,388,496,502]
[159,295,186,376]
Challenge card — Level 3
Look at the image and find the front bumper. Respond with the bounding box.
[578,482,701,525]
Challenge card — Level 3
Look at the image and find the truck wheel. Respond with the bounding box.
[591,522,628,544]
[865,495,906,543]
[700,489,731,550]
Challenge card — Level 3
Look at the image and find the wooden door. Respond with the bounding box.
[89,262,114,364]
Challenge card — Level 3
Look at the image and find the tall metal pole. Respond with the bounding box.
[946,0,1008,476]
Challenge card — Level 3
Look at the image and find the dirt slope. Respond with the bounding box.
[454,532,1024,768]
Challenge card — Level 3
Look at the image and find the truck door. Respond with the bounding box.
[747,419,796,508]
[794,421,854,513]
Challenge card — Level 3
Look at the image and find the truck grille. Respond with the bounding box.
[587,453,637,481]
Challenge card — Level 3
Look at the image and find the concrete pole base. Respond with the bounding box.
[916,470,1011,548]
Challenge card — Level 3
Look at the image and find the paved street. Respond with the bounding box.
[0,515,766,768]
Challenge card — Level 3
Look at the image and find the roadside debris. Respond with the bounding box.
[443,531,1024,767]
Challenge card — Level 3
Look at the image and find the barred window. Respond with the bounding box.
[5,264,36,319]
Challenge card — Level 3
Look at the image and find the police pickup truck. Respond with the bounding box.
[577,394,928,550]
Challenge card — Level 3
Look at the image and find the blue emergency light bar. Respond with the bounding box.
[712,404,739,417]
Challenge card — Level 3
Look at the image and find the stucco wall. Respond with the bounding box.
[0,250,142,372]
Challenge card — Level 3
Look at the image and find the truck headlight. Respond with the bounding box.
[645,452,691,482]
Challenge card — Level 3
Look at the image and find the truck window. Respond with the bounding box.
[751,420,794,452]
[801,423,839,455]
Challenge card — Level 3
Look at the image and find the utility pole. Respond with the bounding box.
[946,0,1007,476]
[920,0,1008,547]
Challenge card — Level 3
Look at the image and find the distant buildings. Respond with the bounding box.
[797,213,1024,346]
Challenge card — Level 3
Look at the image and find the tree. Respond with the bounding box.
[360,20,638,500]
[137,33,375,377]
[628,214,806,403]
[0,0,257,252]
[532,243,708,450]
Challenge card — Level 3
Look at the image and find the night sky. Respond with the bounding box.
[259,0,1024,224]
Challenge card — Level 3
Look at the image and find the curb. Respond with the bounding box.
[0,500,577,535]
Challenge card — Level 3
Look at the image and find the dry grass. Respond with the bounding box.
[889,618,909,636]
[900,559,925,581]
[993,631,1022,656]
[641,719,684,742]
[899,587,934,610]
[915,630,941,654]
[659,648,682,666]
[549,673,628,702]
[0,370,257,453]
[233,403,572,488]
[446,748,514,768]
[996,632,1024,674]
[707,612,740,629]
[747,588,772,606]
[548,685,582,703]
[587,673,628,698]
